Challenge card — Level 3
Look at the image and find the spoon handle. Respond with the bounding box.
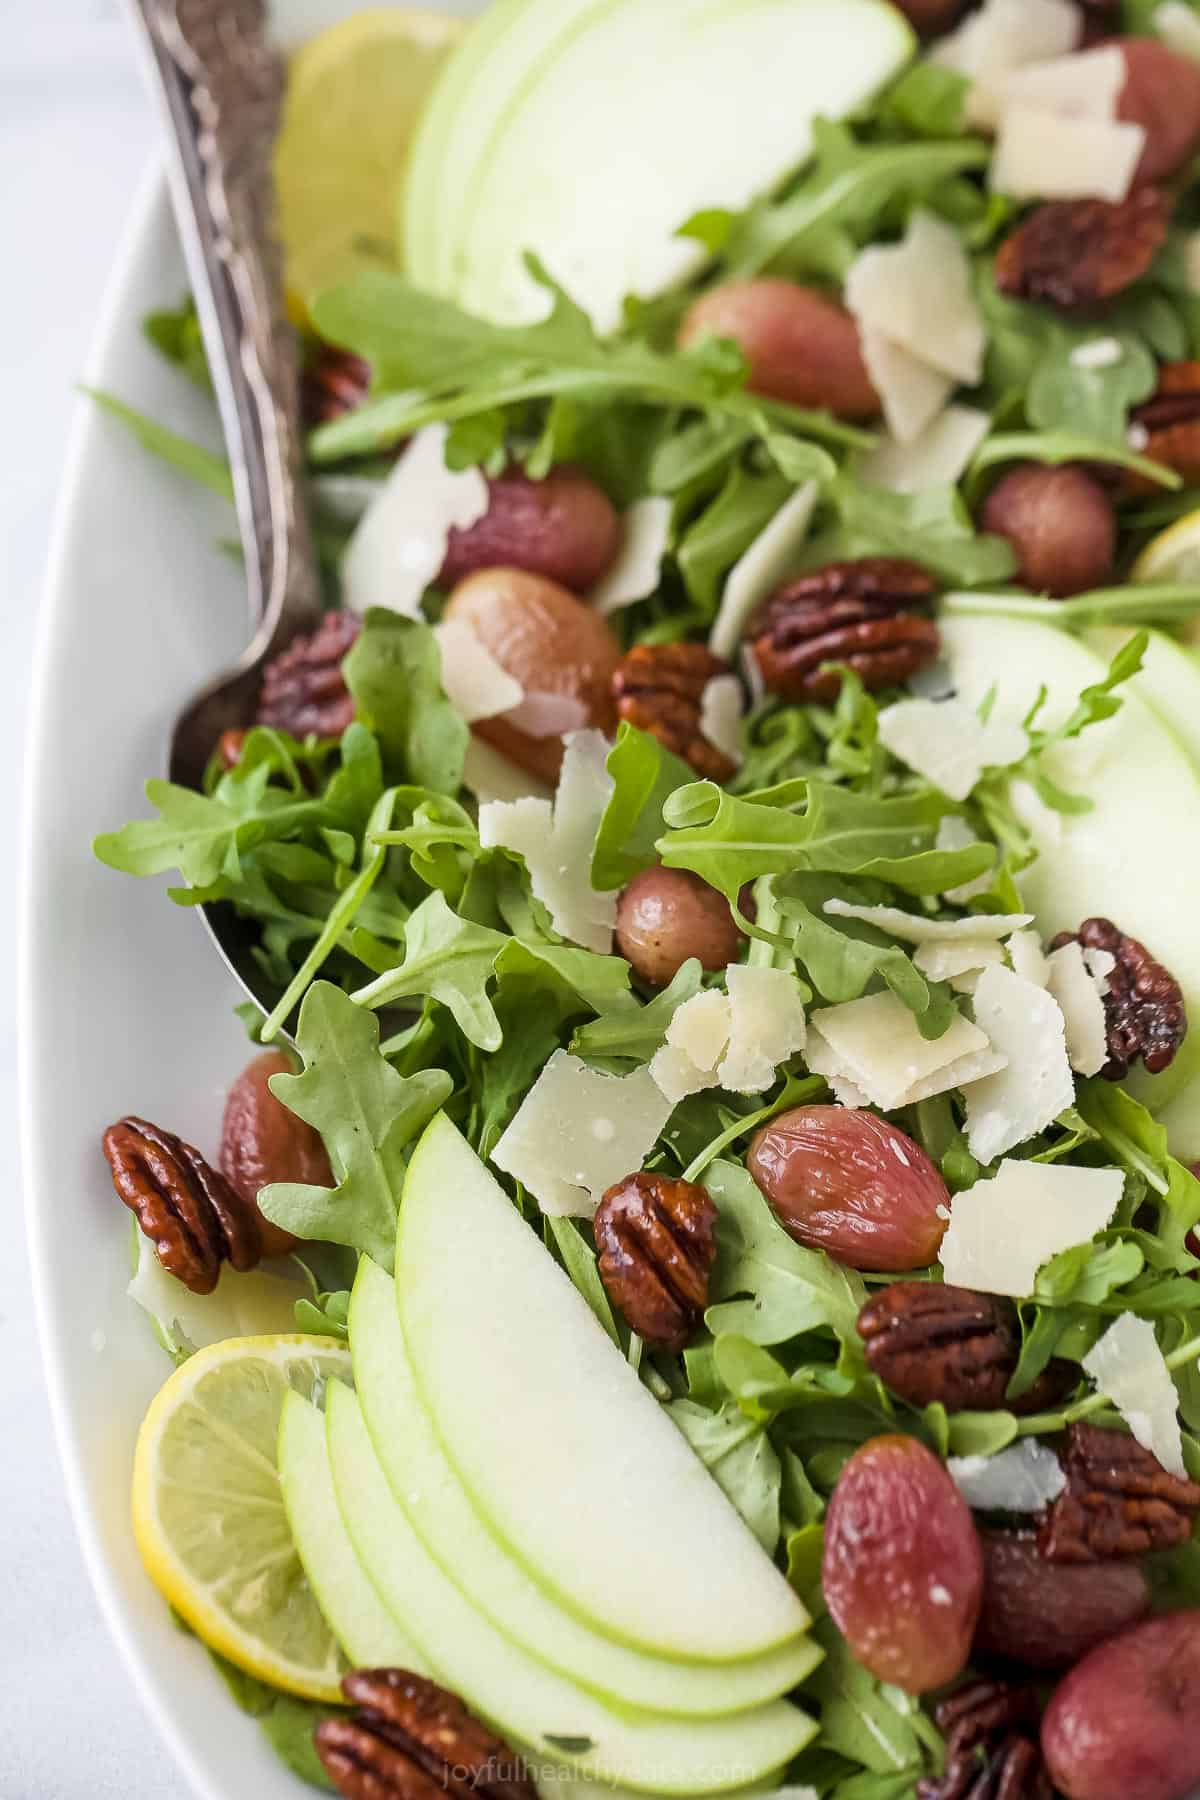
[125,0,321,648]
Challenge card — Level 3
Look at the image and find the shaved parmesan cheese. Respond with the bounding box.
[877,697,1028,802]
[859,404,990,494]
[935,0,1081,125]
[824,899,1032,944]
[710,482,818,660]
[1156,0,1200,59]
[938,815,996,904]
[461,738,553,805]
[805,1027,873,1108]
[343,424,489,617]
[1008,928,1050,988]
[478,731,616,952]
[1047,939,1109,1077]
[590,496,673,614]
[719,966,808,1094]
[940,1158,1123,1295]
[1083,1314,1186,1478]
[666,990,733,1075]
[964,965,1075,1163]
[860,326,953,446]
[504,690,589,738]
[1084,946,1116,994]
[996,44,1126,121]
[649,1044,720,1105]
[491,1050,674,1218]
[949,1440,1066,1512]
[810,991,994,1112]
[991,106,1145,201]
[914,937,1007,989]
[846,212,985,386]
[699,674,745,769]
[433,619,524,723]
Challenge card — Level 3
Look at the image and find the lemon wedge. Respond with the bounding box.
[132,1334,352,1700]
[1132,506,1200,585]
[274,7,467,316]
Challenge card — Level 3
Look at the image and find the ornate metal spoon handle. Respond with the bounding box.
[125,0,320,647]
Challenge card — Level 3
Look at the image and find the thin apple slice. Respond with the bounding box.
[940,612,1200,1111]
[326,1382,816,1795]
[351,1258,819,1716]
[395,1115,809,1663]
[277,1390,431,1674]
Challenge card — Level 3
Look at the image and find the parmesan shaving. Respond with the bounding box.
[859,404,990,494]
[719,966,808,1094]
[1047,939,1109,1077]
[949,1440,1066,1511]
[1007,928,1050,988]
[846,212,986,386]
[478,731,616,952]
[343,424,489,617]
[940,1158,1123,1296]
[810,991,994,1113]
[876,697,1028,802]
[859,326,953,447]
[590,497,673,614]
[1083,1314,1186,1479]
[709,482,818,660]
[699,674,745,769]
[492,1051,675,1218]
[433,619,524,723]
[994,44,1126,121]
[913,938,1007,986]
[461,739,553,806]
[823,899,1032,944]
[964,964,1075,1163]
[991,106,1145,202]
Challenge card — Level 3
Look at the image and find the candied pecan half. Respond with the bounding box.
[315,1670,535,1800]
[1129,360,1200,487]
[1050,917,1187,1079]
[256,609,362,741]
[1039,1421,1200,1563]
[858,1284,1075,1415]
[611,642,739,782]
[302,347,372,430]
[748,559,940,704]
[917,1680,1050,1800]
[102,1116,261,1295]
[994,187,1171,312]
[593,1171,718,1353]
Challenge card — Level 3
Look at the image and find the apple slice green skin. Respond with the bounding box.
[350,1257,819,1717]
[939,613,1200,1112]
[1085,625,1200,1158]
[395,1115,809,1664]
[325,1381,817,1796]
[406,0,913,328]
[278,1389,431,1674]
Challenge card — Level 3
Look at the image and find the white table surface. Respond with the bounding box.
[3,1,181,1791]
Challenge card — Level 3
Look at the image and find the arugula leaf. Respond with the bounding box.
[259,1694,338,1792]
[343,610,467,795]
[144,297,211,390]
[705,1160,866,1348]
[807,1616,929,1777]
[667,1398,782,1552]
[591,724,694,890]
[294,1289,351,1340]
[353,890,509,1050]
[723,124,989,279]
[880,62,970,139]
[94,766,329,888]
[571,960,703,1063]
[545,1216,621,1347]
[810,478,1018,588]
[259,982,452,1269]
[309,257,870,464]
[1025,331,1157,445]
[658,781,991,904]
[86,389,233,500]
[970,429,1179,491]
[1036,1239,1145,1306]
[675,459,793,616]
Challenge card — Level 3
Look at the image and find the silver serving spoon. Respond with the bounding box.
[126,0,324,1017]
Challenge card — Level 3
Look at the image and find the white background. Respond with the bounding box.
[2,0,178,1791]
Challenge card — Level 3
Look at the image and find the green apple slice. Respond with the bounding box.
[395,1115,809,1663]
[404,0,914,328]
[939,612,1200,1110]
[326,1382,816,1795]
[351,1258,818,1716]
[277,1390,431,1674]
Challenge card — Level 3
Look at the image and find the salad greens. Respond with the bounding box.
[94,0,1200,1794]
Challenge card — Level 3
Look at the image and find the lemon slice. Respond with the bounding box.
[132,1334,352,1700]
[1132,506,1200,586]
[274,8,467,315]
